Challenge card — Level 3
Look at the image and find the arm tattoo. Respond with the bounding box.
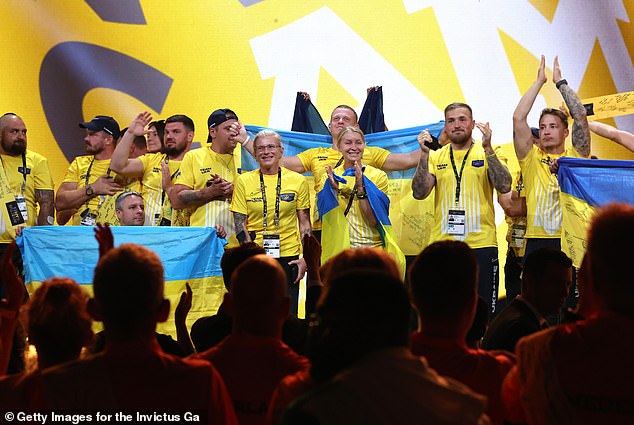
[297,209,312,241]
[178,189,207,208]
[233,212,248,238]
[35,189,55,225]
[559,83,591,157]
[411,156,436,200]
[486,156,512,194]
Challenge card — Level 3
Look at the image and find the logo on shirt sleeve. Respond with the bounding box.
[280,193,295,202]
[471,160,484,167]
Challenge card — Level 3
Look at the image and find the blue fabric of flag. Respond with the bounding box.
[17,226,226,285]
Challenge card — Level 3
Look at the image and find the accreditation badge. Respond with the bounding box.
[15,195,28,222]
[447,209,466,236]
[263,234,281,258]
[79,208,97,226]
[5,200,25,226]
[510,223,526,248]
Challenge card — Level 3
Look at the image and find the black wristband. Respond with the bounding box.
[356,192,368,200]
[555,79,568,90]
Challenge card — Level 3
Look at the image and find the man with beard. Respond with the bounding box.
[0,112,54,278]
[55,115,124,226]
[171,109,243,243]
[412,102,512,316]
[110,113,193,226]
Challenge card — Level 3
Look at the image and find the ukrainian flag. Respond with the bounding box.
[243,124,443,255]
[558,157,634,267]
[317,168,406,278]
[17,226,227,336]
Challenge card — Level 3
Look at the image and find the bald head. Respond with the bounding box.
[229,255,289,335]
[0,113,27,155]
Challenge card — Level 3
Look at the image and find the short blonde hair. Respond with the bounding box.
[254,129,283,149]
[335,126,365,148]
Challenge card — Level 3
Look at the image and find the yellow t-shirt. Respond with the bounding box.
[175,146,239,237]
[321,164,388,248]
[428,141,498,248]
[137,153,182,225]
[520,144,586,239]
[231,167,310,257]
[0,150,54,242]
[62,156,135,226]
[297,145,390,230]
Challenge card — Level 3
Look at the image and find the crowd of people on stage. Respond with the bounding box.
[1,56,634,424]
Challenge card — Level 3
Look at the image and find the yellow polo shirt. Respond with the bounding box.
[0,150,54,242]
[231,167,310,257]
[137,153,182,225]
[428,141,498,249]
[175,146,240,239]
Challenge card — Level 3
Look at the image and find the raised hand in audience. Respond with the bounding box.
[175,282,195,356]
[94,223,114,258]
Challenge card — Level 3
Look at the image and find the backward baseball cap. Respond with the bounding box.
[207,109,238,143]
[79,115,120,139]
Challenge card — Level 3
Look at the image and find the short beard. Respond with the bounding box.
[165,145,185,157]
[3,140,26,155]
[449,132,471,146]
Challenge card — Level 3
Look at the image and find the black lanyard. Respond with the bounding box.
[160,155,180,206]
[260,168,282,232]
[449,143,473,205]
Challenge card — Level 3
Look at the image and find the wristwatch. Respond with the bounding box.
[85,185,94,197]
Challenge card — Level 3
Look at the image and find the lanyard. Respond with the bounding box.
[449,142,473,205]
[260,168,281,233]
[160,155,180,206]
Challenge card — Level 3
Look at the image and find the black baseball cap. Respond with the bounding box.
[79,115,120,139]
[207,109,238,129]
[531,127,540,139]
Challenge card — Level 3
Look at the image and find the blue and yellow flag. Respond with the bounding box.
[317,168,406,278]
[558,157,634,267]
[17,226,227,336]
[244,124,442,255]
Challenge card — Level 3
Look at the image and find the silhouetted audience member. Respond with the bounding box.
[194,255,309,425]
[191,242,302,352]
[30,243,238,424]
[561,254,595,323]
[409,241,514,425]
[504,203,634,425]
[0,243,25,376]
[280,268,488,425]
[466,296,489,349]
[482,248,572,352]
[266,248,402,425]
[0,278,92,408]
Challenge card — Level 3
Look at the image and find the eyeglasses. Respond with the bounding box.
[255,144,281,153]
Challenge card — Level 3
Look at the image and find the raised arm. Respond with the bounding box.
[109,112,151,177]
[553,56,590,158]
[513,55,547,160]
[280,155,307,174]
[478,122,511,194]
[411,131,436,200]
[589,121,634,153]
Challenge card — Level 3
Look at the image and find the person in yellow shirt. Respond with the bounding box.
[0,113,55,282]
[412,103,512,315]
[512,56,590,259]
[55,115,127,226]
[322,127,389,249]
[171,109,244,244]
[231,130,311,316]
[109,112,192,226]
[238,105,425,240]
